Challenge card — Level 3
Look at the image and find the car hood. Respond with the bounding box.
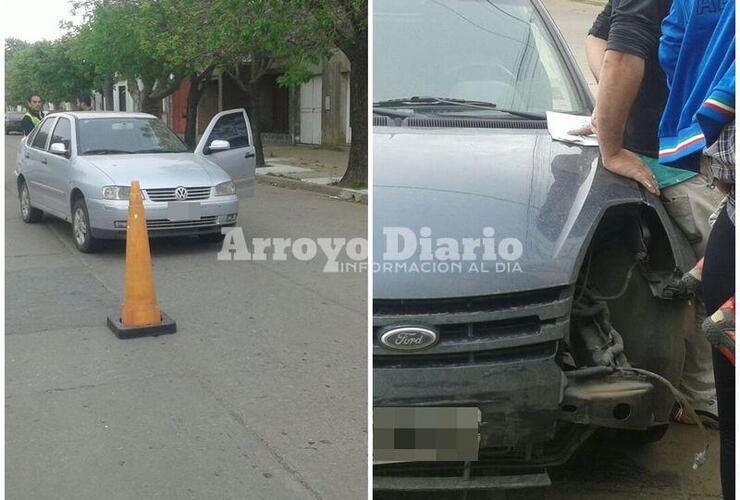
[373,127,642,299]
[80,153,229,188]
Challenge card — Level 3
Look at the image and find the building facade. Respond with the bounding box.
[167,50,351,147]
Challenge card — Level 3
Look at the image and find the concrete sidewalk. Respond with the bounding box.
[543,0,603,95]
[258,144,367,203]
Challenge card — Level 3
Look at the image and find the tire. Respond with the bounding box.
[19,180,43,223]
[71,198,102,253]
[198,231,226,243]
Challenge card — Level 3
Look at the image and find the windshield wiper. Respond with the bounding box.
[132,148,186,154]
[82,149,134,155]
[441,108,546,120]
[374,96,485,107]
[373,96,546,119]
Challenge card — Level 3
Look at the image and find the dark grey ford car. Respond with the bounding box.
[373,0,696,491]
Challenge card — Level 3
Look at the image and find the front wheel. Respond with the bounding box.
[19,180,43,223]
[72,198,101,253]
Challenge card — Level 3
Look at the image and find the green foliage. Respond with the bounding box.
[5,38,96,106]
[71,1,185,93]
[154,0,333,87]
[5,0,367,114]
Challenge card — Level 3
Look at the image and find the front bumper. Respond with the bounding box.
[86,196,239,239]
[373,287,672,490]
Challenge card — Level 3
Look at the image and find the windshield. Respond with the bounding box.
[374,0,586,117]
[77,117,188,155]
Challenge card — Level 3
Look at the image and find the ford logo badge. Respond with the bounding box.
[379,326,439,352]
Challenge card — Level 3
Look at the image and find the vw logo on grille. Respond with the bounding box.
[379,326,439,352]
[174,186,189,200]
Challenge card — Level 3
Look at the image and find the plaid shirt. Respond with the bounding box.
[704,121,735,224]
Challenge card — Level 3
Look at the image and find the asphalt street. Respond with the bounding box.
[5,134,367,500]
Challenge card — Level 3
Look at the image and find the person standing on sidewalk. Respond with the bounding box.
[658,1,735,496]
[570,0,724,427]
[21,95,44,136]
[76,93,93,111]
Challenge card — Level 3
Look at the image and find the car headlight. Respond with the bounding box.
[214,181,236,196]
[102,185,131,200]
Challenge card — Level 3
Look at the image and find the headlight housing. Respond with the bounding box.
[102,185,130,200]
[214,181,236,196]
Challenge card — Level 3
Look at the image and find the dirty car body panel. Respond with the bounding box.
[373,0,695,491]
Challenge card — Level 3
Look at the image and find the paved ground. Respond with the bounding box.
[5,134,367,500]
[264,145,349,177]
[263,145,351,186]
[260,144,368,200]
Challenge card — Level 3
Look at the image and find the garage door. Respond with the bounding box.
[300,76,322,145]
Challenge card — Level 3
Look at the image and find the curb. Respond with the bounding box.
[256,174,368,204]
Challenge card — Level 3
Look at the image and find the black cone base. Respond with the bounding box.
[107,311,177,339]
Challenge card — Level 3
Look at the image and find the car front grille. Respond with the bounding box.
[144,186,212,202]
[373,287,571,367]
[373,342,557,368]
[146,216,218,230]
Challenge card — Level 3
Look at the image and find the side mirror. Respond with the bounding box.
[49,142,69,156]
[209,139,230,152]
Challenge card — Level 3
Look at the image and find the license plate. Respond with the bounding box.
[374,407,481,463]
[167,202,201,222]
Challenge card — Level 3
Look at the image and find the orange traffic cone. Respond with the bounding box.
[107,180,176,338]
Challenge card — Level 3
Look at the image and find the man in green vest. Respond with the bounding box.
[21,95,44,135]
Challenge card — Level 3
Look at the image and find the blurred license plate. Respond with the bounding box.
[374,407,481,463]
[167,202,201,222]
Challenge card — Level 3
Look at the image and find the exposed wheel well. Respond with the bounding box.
[70,188,85,213]
[568,204,690,374]
[559,203,693,431]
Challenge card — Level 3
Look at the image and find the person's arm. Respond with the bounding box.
[586,0,611,80]
[567,2,611,136]
[586,35,607,82]
[595,50,658,194]
[593,0,664,194]
[659,1,687,90]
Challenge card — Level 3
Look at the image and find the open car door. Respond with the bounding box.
[195,108,256,198]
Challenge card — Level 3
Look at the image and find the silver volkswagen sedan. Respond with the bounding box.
[15,109,256,252]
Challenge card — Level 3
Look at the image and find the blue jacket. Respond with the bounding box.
[658,0,735,171]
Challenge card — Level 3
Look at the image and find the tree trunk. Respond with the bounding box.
[246,93,266,167]
[338,31,368,188]
[128,78,143,112]
[184,66,215,149]
[104,74,114,111]
[226,70,267,167]
[140,94,162,116]
[184,76,201,149]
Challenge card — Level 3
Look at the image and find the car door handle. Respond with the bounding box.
[245,151,255,159]
[24,152,30,158]
[41,158,47,165]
